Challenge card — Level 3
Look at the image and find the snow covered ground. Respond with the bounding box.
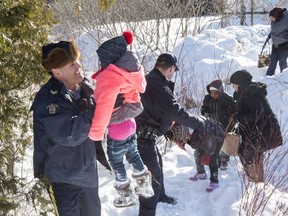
[19,13,288,216]
[94,23,288,216]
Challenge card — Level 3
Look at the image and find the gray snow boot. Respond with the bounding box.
[132,170,154,198]
[113,179,137,208]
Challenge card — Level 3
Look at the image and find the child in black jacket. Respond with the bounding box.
[171,118,225,192]
[201,79,236,170]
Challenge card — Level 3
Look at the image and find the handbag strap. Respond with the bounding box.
[225,119,239,134]
[225,118,235,133]
[230,122,239,134]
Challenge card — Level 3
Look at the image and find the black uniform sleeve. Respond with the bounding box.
[148,79,202,129]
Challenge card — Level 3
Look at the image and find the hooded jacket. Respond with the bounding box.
[233,82,282,151]
[89,63,146,141]
[201,80,236,130]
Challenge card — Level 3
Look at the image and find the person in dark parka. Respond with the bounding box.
[201,79,236,170]
[230,70,282,182]
[135,53,206,216]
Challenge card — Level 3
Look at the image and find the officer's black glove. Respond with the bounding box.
[200,108,208,116]
[94,141,111,172]
[77,98,89,111]
[114,93,125,109]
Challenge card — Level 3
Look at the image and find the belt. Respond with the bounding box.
[137,124,159,140]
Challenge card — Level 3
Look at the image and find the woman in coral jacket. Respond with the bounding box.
[88,32,154,207]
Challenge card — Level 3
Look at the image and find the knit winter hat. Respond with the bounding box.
[230,70,252,85]
[207,79,224,94]
[269,7,284,20]
[96,31,133,68]
[41,40,80,71]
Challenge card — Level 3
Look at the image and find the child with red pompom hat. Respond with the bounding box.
[88,31,154,207]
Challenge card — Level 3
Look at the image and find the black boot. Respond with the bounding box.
[159,195,177,205]
[220,151,230,170]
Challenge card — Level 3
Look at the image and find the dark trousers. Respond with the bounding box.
[137,137,166,216]
[266,46,288,76]
[194,148,220,183]
[48,182,101,216]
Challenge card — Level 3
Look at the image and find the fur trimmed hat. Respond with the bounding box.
[96,31,133,68]
[230,70,252,85]
[41,40,80,71]
[269,7,284,21]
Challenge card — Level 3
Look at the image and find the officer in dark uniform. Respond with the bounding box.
[32,41,115,216]
[135,53,205,216]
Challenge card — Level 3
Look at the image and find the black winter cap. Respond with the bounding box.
[230,70,252,85]
[156,53,179,71]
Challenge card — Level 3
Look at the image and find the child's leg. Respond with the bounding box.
[208,151,219,183]
[107,136,138,207]
[107,136,129,182]
[194,149,205,173]
[125,134,145,173]
[205,150,220,192]
[125,134,154,198]
[190,149,207,181]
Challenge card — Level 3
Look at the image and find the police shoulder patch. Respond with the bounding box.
[46,104,58,114]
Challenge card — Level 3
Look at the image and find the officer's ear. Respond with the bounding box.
[51,68,62,78]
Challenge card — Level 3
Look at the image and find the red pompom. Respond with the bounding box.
[122,31,133,45]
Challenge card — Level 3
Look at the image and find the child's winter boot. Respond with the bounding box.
[132,169,154,198]
[189,172,207,181]
[206,182,219,192]
[113,179,137,208]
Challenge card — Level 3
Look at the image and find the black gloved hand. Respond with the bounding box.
[202,113,210,118]
[77,98,89,111]
[200,108,208,116]
[94,141,111,172]
[164,129,174,141]
[114,93,125,109]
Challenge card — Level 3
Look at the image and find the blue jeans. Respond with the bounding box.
[266,46,288,76]
[107,134,145,181]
